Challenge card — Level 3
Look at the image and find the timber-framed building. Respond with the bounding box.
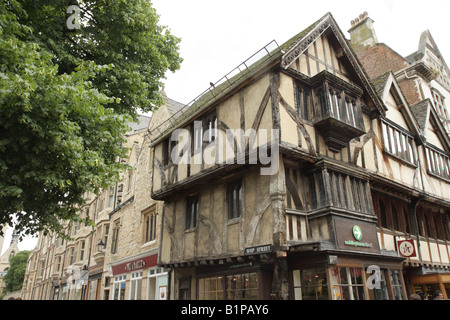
[21,12,450,301]
[151,12,450,300]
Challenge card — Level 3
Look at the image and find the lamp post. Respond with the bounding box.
[97,240,106,252]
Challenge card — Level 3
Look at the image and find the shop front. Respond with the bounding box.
[86,264,103,300]
[193,261,274,300]
[288,217,407,300]
[109,252,169,300]
[406,269,450,300]
[170,245,279,300]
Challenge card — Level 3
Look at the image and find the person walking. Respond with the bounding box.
[432,290,444,300]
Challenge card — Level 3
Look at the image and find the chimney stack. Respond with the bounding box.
[348,12,378,48]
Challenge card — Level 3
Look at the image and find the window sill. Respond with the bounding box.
[427,170,450,183]
[140,240,157,249]
[184,227,197,233]
[383,150,417,168]
[227,217,241,226]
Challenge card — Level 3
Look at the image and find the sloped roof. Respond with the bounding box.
[410,99,430,131]
[127,114,151,135]
[371,72,391,99]
[150,12,386,144]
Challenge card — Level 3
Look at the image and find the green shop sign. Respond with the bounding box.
[344,225,373,248]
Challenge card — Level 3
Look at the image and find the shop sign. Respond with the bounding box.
[112,254,158,275]
[124,259,146,271]
[397,239,416,257]
[344,225,373,248]
[335,217,380,254]
[244,244,273,255]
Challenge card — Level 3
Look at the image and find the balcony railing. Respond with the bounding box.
[150,40,281,144]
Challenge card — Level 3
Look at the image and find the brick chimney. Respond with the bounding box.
[348,12,378,48]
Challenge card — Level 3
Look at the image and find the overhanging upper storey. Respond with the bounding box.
[310,71,365,151]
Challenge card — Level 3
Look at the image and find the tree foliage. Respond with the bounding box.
[2,250,31,293]
[0,1,181,238]
[19,0,182,116]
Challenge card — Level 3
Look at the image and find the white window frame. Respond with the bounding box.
[146,267,169,300]
[113,274,127,300]
[129,271,143,300]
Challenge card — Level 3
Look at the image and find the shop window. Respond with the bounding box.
[197,272,260,300]
[228,180,243,220]
[330,267,365,300]
[367,269,389,300]
[87,279,100,300]
[198,276,224,300]
[390,270,405,300]
[113,274,126,300]
[147,267,169,300]
[293,268,328,300]
[129,271,143,300]
[226,273,259,300]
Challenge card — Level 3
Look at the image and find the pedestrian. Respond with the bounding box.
[409,293,421,300]
[417,292,428,300]
[432,290,444,300]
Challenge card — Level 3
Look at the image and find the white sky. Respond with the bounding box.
[4,0,449,256]
[152,0,450,104]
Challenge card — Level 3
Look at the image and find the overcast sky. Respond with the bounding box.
[4,0,449,256]
[152,0,450,104]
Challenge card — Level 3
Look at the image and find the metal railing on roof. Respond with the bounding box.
[149,40,281,143]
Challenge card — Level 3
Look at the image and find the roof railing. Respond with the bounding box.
[149,40,281,143]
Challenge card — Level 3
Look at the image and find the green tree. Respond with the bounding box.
[18,0,182,117]
[3,251,31,293]
[0,1,181,238]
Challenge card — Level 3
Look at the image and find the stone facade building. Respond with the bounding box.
[21,11,450,300]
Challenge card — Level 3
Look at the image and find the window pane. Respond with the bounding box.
[339,268,349,285]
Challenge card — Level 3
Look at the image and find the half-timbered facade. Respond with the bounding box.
[349,12,450,300]
[150,12,450,300]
